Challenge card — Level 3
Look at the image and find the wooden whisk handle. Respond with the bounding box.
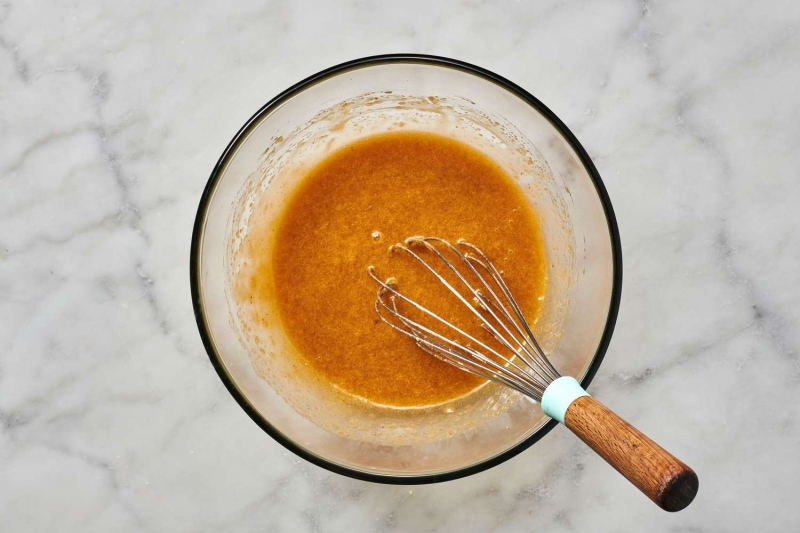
[563,395,698,512]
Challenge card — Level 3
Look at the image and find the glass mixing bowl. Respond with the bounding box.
[191,54,622,483]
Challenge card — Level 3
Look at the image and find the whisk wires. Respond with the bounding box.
[368,237,560,402]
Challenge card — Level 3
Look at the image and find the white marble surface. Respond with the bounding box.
[2,0,799,530]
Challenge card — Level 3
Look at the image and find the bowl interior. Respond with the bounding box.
[192,57,620,481]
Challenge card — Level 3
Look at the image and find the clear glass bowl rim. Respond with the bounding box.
[190,53,623,484]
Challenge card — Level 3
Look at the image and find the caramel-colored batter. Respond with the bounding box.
[249,132,547,407]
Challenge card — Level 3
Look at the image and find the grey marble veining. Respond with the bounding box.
[2,0,799,531]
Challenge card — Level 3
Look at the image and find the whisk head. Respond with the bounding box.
[368,236,561,402]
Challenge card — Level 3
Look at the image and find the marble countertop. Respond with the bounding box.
[2,0,799,531]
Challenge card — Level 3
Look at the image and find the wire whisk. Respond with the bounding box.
[368,237,698,512]
[368,236,560,401]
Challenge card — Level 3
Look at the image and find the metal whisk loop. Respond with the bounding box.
[458,240,560,382]
[408,237,560,387]
[368,237,561,401]
[368,268,545,398]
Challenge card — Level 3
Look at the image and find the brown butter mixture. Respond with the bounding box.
[247,131,547,407]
